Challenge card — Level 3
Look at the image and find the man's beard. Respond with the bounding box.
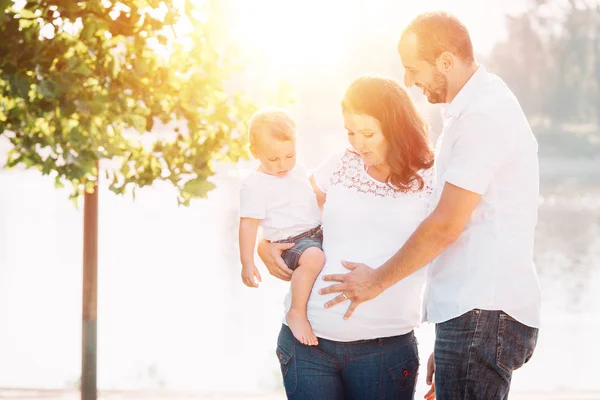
[424,71,448,104]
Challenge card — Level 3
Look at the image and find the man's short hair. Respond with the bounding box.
[401,11,475,64]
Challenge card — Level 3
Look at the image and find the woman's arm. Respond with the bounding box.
[310,175,327,211]
[256,239,295,281]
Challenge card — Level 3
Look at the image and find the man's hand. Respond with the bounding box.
[241,264,262,288]
[424,352,435,400]
[318,261,384,319]
[257,240,294,281]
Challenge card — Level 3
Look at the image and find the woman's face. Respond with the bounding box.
[343,110,388,167]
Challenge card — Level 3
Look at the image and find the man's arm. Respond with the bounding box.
[320,182,482,316]
[375,182,481,290]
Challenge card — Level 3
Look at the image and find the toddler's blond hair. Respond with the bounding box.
[248,107,296,151]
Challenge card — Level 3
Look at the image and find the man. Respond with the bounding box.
[261,11,541,400]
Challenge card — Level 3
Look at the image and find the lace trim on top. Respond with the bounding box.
[329,151,434,199]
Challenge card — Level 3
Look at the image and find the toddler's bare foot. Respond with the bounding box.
[286,309,318,346]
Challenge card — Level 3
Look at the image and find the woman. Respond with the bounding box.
[259,76,434,399]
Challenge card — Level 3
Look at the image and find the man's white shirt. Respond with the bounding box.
[423,65,542,328]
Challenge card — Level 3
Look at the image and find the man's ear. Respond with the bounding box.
[436,51,454,73]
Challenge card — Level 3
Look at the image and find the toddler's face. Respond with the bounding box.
[255,139,297,176]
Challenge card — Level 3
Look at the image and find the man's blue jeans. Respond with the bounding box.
[434,309,539,399]
[276,324,419,399]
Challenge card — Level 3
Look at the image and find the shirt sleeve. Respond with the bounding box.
[311,151,345,193]
[443,112,514,195]
[420,165,437,211]
[239,178,266,219]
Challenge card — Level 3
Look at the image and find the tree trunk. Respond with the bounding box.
[82,165,99,400]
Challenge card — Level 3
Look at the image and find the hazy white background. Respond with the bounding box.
[1,0,599,397]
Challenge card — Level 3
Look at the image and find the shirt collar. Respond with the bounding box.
[443,65,488,118]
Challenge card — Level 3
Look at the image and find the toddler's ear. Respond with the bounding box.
[249,143,258,158]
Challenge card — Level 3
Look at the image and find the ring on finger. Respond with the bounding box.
[341,292,348,301]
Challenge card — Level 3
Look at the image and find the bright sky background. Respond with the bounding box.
[224,0,528,82]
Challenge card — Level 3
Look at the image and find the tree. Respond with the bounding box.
[488,11,550,118]
[546,0,600,123]
[0,1,256,398]
[0,0,255,205]
[489,0,600,125]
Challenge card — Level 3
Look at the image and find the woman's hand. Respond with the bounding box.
[257,239,295,281]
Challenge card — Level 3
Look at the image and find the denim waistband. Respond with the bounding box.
[274,225,322,243]
[281,324,415,355]
[320,329,416,350]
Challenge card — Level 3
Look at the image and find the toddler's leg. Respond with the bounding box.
[286,247,325,346]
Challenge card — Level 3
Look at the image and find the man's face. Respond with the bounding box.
[398,33,448,104]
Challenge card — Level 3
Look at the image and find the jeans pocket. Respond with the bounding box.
[276,344,297,397]
[388,355,419,392]
[496,312,539,374]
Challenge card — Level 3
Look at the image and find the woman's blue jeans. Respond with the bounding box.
[276,324,419,400]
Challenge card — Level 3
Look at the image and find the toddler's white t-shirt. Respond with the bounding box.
[239,166,321,242]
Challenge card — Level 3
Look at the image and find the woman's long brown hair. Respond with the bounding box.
[342,76,434,191]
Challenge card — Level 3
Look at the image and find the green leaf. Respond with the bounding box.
[6,155,23,168]
[38,79,57,98]
[69,193,81,209]
[182,177,216,198]
[17,9,37,19]
[11,74,31,97]
[133,0,150,8]
[130,114,147,132]
[133,58,149,75]
[81,19,97,41]
[146,115,154,131]
[42,157,54,174]
[54,176,65,189]
[73,63,93,76]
